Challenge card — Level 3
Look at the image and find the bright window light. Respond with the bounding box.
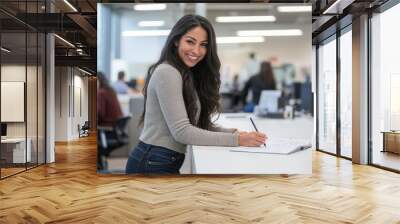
[122,30,171,37]
[54,34,75,48]
[134,4,166,11]
[216,16,276,23]
[138,21,165,27]
[237,29,303,36]
[63,0,78,12]
[277,6,312,12]
[216,36,265,44]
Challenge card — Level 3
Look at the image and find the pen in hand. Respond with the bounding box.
[249,117,267,147]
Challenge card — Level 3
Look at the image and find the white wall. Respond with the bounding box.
[1,64,46,164]
[54,67,89,141]
[1,65,26,141]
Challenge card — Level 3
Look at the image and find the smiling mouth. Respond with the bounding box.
[187,55,199,63]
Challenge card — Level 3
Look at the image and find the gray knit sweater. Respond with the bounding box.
[139,63,239,154]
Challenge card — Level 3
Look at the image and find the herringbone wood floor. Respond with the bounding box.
[1,135,400,224]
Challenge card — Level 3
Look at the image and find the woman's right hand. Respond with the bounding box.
[238,131,267,147]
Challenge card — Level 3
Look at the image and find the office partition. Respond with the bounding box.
[0,1,47,179]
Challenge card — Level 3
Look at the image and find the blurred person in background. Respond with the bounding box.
[245,52,260,78]
[127,78,141,93]
[239,52,261,89]
[97,72,123,127]
[242,61,277,111]
[112,71,130,94]
[230,74,241,110]
[127,78,137,90]
[125,14,266,174]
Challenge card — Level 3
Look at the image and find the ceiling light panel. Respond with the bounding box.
[122,30,171,37]
[63,0,78,12]
[216,16,276,23]
[237,29,303,36]
[277,6,312,12]
[216,36,265,44]
[138,21,165,27]
[54,34,75,48]
[134,4,166,11]
[1,47,11,53]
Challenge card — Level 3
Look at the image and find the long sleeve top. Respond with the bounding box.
[97,88,123,127]
[139,63,239,154]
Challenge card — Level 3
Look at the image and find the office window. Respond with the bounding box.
[371,3,400,171]
[318,37,337,154]
[339,29,352,158]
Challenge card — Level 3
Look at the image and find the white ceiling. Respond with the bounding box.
[108,3,311,34]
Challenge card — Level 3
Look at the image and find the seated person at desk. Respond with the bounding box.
[125,15,266,175]
[241,61,277,111]
[112,71,130,94]
[97,72,123,127]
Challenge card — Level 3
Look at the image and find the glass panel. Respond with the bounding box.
[371,3,400,171]
[340,29,352,158]
[318,37,337,154]
[38,32,45,165]
[27,30,38,169]
[1,30,27,177]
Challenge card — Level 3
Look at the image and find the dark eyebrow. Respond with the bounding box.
[186,35,208,43]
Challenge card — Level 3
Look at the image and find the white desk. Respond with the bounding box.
[1,138,31,163]
[190,113,313,174]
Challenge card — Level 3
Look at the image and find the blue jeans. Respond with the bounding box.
[125,141,185,174]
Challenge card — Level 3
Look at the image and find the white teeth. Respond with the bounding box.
[188,55,198,61]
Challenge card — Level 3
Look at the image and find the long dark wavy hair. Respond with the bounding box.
[97,71,118,99]
[258,61,276,89]
[139,14,221,130]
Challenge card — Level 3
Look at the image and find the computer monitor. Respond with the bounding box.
[258,90,281,113]
[1,123,7,137]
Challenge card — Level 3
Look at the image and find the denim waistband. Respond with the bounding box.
[136,141,184,156]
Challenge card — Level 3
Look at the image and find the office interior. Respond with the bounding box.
[97,3,314,173]
[0,0,398,223]
[314,0,400,172]
[0,0,97,179]
[0,0,398,176]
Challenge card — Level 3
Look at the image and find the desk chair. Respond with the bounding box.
[78,121,90,138]
[97,116,131,171]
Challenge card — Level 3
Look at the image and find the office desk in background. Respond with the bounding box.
[1,138,32,164]
[188,113,313,174]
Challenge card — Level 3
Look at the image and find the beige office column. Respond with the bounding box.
[352,14,369,164]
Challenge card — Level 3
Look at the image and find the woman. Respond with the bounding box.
[97,72,123,170]
[126,15,266,174]
[97,72,123,127]
[242,61,277,106]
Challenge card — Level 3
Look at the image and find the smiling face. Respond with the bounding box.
[177,26,208,68]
